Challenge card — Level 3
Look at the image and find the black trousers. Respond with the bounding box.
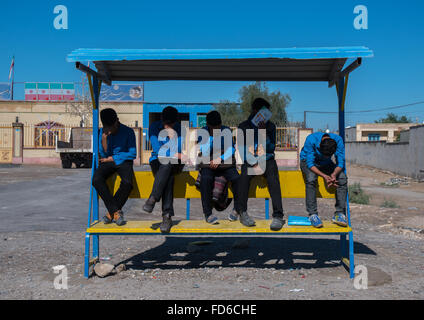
[200,166,241,217]
[149,159,184,216]
[92,160,134,214]
[239,158,284,218]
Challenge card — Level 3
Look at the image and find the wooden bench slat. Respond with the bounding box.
[87,220,350,234]
[107,170,335,199]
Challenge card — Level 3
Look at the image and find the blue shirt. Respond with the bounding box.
[237,115,276,165]
[99,123,136,165]
[300,132,345,169]
[197,125,235,162]
[149,121,182,163]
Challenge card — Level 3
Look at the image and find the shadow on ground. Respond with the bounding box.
[119,237,376,271]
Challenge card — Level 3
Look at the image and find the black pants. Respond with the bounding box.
[149,159,184,217]
[200,166,241,217]
[92,160,134,214]
[239,158,284,218]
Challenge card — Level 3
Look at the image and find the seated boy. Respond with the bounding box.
[197,111,248,225]
[142,106,184,233]
[92,108,136,226]
[236,97,285,230]
[299,132,348,228]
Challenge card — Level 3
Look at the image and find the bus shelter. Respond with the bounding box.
[67,47,374,279]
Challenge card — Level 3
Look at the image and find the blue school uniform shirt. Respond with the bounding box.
[149,121,182,163]
[300,132,345,169]
[197,125,235,162]
[99,123,136,165]
[237,114,276,165]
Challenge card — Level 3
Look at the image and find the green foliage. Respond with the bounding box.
[380,199,399,208]
[375,113,412,124]
[348,183,370,205]
[214,100,244,127]
[214,82,291,127]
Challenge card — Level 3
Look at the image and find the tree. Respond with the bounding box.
[214,82,291,127]
[214,100,244,127]
[375,113,412,124]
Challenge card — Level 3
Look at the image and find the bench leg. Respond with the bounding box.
[84,233,90,279]
[93,234,99,261]
[348,231,355,279]
[265,198,269,220]
[186,198,190,220]
[340,234,347,261]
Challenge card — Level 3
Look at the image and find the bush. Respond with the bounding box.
[380,199,399,208]
[348,183,370,205]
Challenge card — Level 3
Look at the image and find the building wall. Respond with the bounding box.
[0,101,143,128]
[346,125,424,179]
[355,123,416,142]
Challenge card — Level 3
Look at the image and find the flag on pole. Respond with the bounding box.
[8,56,14,81]
[24,83,37,101]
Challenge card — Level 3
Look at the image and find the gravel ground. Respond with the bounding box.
[0,164,423,300]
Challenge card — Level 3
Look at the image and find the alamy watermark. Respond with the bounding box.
[53,265,68,289]
[353,264,368,289]
[353,5,368,30]
[156,121,267,175]
[53,5,68,30]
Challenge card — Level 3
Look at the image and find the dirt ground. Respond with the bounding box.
[0,163,423,300]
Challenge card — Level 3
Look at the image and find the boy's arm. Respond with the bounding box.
[113,129,137,162]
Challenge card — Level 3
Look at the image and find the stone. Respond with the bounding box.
[94,263,115,278]
[114,264,126,273]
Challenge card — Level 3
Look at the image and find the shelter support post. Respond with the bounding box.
[84,74,102,278]
[336,75,355,279]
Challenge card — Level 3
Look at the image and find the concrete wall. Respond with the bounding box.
[346,125,424,179]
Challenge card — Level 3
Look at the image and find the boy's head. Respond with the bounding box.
[162,106,179,127]
[100,108,119,134]
[252,97,270,114]
[319,134,337,157]
[206,110,222,130]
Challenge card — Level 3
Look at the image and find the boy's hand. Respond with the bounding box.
[100,156,114,163]
[210,158,221,169]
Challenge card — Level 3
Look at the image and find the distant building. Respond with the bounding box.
[345,123,417,143]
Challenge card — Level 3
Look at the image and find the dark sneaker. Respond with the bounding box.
[332,212,348,227]
[143,195,156,213]
[228,208,238,221]
[270,217,285,231]
[160,214,173,233]
[205,214,219,224]
[309,214,323,228]
[239,211,255,227]
[103,212,113,224]
[114,211,126,226]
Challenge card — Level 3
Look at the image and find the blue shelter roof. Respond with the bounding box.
[67,47,373,83]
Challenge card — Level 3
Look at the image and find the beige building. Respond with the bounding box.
[345,123,417,143]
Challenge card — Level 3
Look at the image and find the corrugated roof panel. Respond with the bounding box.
[67,47,372,82]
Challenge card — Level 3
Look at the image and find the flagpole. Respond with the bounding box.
[11,56,15,100]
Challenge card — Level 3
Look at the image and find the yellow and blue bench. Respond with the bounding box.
[84,170,354,278]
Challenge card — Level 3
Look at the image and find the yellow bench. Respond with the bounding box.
[85,170,353,278]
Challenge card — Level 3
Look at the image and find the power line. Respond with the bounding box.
[291,100,424,114]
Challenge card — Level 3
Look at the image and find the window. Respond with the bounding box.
[368,134,380,141]
[34,121,65,147]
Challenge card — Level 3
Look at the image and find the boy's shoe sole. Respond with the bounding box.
[270,217,285,231]
[205,215,219,224]
[332,215,348,227]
